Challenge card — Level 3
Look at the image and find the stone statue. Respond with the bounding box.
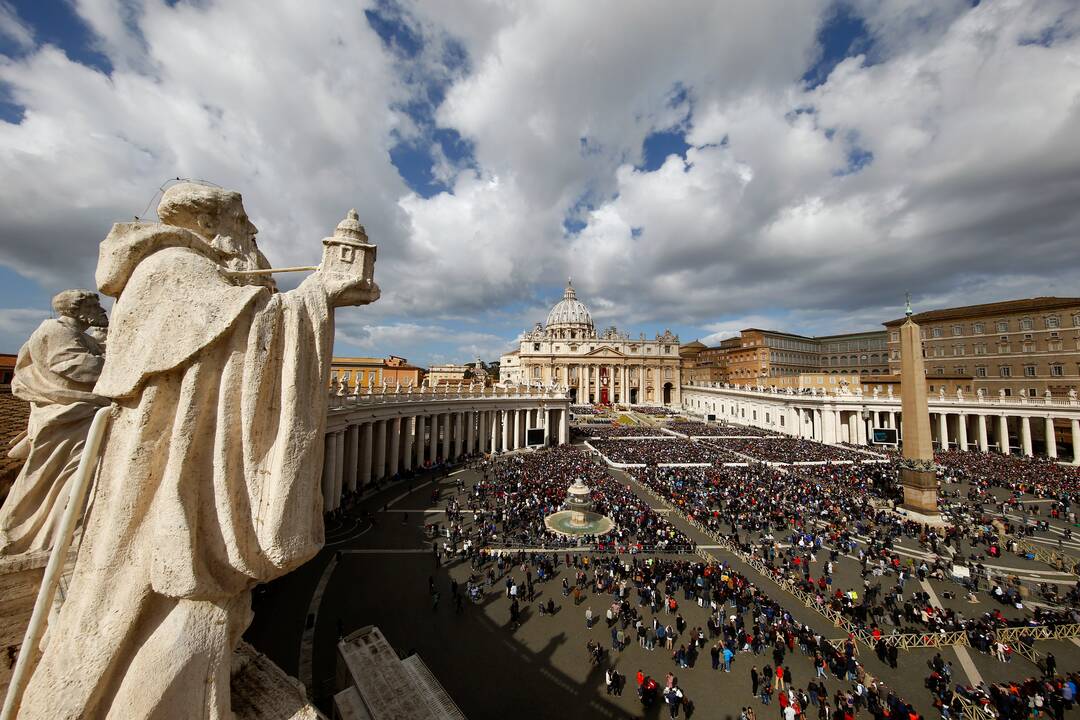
[956,388,963,401]
[999,388,1007,399]
[872,387,880,398]
[0,290,109,555]
[939,388,946,401]
[1069,388,1077,404]
[16,183,379,719]
[1045,389,1053,400]
[977,388,985,401]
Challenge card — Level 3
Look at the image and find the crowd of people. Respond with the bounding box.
[666,421,777,438]
[576,424,665,439]
[466,445,695,553]
[934,449,1080,505]
[704,437,884,464]
[627,461,1080,642]
[589,438,738,465]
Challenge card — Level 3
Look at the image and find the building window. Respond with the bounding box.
[935,367,944,375]
[1020,318,1033,331]
[1024,365,1036,377]
[974,343,986,355]
[1049,340,1062,352]
[976,366,987,377]
[1051,364,1064,377]
[891,350,900,360]
[890,332,899,342]
[1046,316,1060,329]
[999,366,1011,378]
[533,343,541,351]
[932,327,942,338]
[952,325,962,336]
[1023,342,1034,353]
[532,366,540,378]
[997,321,1009,333]
[973,323,984,334]
[954,366,965,375]
[933,346,944,357]
[953,345,965,356]
[1073,314,1080,327]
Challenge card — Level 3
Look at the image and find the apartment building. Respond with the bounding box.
[883,297,1080,397]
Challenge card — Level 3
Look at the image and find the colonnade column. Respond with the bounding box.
[1045,417,1057,459]
[322,433,336,511]
[428,413,439,463]
[465,411,475,456]
[512,409,521,449]
[373,419,387,481]
[1021,416,1033,457]
[977,415,989,453]
[490,410,499,454]
[938,412,949,450]
[360,422,373,486]
[344,424,359,493]
[452,412,462,459]
[415,415,426,468]
[402,417,414,472]
[441,412,451,461]
[998,415,1010,455]
[559,408,569,444]
[500,410,510,452]
[479,411,489,454]
[957,414,968,452]
[1071,419,1080,465]
[388,417,400,477]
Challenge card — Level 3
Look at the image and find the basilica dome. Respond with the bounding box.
[544,280,596,330]
[546,280,594,331]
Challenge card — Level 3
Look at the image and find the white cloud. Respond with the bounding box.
[2,0,1080,359]
[0,2,33,51]
[0,307,50,349]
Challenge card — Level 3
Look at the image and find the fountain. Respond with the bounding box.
[543,477,615,537]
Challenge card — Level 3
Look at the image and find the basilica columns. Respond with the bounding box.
[977,414,989,453]
[1021,416,1033,457]
[402,417,414,472]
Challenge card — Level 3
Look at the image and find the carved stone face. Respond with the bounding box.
[78,296,109,328]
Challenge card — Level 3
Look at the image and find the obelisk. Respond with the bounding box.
[898,296,940,520]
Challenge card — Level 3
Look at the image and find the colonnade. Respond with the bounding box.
[683,384,1080,464]
[320,400,571,512]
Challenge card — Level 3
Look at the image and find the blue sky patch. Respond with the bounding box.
[803,2,871,89]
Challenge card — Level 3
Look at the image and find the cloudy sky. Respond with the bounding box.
[1,0,1078,367]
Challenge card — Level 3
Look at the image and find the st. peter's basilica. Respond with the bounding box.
[500,281,682,406]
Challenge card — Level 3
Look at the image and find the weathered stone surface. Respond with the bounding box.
[231,641,325,720]
[0,290,107,555]
[14,184,379,719]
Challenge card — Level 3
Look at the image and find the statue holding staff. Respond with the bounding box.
[16,182,379,719]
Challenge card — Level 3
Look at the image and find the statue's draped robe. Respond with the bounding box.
[0,318,105,554]
[21,224,331,719]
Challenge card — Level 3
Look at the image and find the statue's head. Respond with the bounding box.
[53,289,107,328]
[158,183,262,261]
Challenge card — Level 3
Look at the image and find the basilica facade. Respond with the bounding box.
[500,281,682,406]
